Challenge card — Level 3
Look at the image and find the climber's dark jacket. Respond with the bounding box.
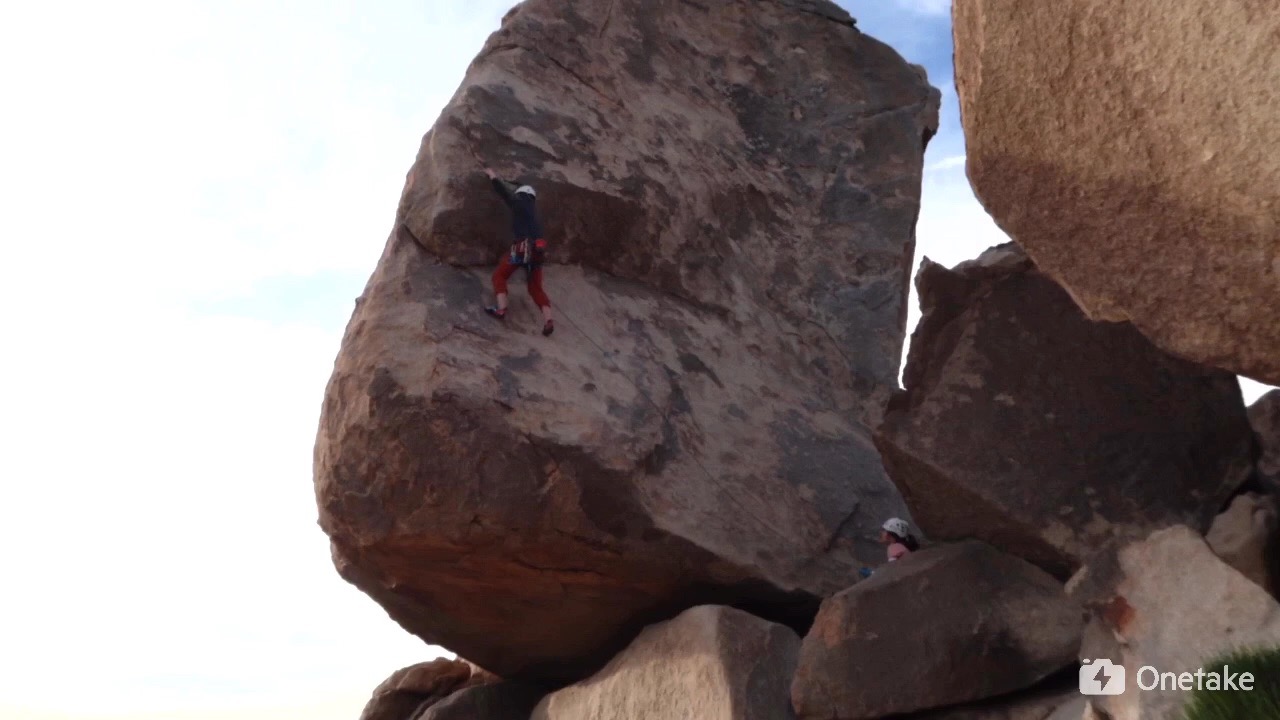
[491,178,543,240]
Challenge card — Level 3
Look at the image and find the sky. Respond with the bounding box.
[0,1,1271,719]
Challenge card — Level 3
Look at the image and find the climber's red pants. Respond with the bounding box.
[492,254,551,309]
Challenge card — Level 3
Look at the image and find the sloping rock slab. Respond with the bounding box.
[1077,525,1280,720]
[875,244,1253,578]
[531,605,799,720]
[315,0,938,681]
[953,0,1280,384]
[792,541,1082,719]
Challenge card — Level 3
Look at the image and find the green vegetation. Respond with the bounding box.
[1181,645,1280,720]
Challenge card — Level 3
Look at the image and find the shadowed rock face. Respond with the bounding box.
[1077,526,1280,720]
[791,541,1082,719]
[314,0,938,681]
[908,673,1083,720]
[418,682,547,720]
[1252,390,1280,494]
[358,659,487,720]
[952,0,1280,385]
[875,244,1253,578]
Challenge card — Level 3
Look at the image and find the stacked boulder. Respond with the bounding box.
[317,0,1280,718]
[315,0,936,684]
[952,0,1280,386]
[875,244,1254,579]
[791,541,1082,718]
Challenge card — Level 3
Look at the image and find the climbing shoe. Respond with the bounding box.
[485,306,506,320]
[542,320,555,336]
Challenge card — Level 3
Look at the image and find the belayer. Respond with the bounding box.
[482,167,554,336]
[858,517,920,578]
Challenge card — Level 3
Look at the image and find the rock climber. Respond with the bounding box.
[879,517,920,561]
[858,517,921,578]
[482,167,554,336]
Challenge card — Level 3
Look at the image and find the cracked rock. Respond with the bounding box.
[875,244,1253,578]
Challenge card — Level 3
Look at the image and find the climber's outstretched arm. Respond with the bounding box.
[484,167,517,208]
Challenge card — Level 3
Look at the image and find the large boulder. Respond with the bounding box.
[1206,492,1279,596]
[314,0,939,681]
[531,605,799,720]
[359,659,481,720]
[791,541,1082,719]
[1075,526,1280,720]
[1252,390,1280,493]
[875,244,1253,578]
[952,0,1280,385]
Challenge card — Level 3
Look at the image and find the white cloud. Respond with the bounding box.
[893,0,952,16]
[0,307,450,718]
[0,0,512,718]
[927,154,967,172]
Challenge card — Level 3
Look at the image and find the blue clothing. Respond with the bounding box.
[491,178,543,240]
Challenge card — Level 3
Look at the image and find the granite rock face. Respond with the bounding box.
[953,0,1280,384]
[792,541,1082,719]
[315,0,938,681]
[876,244,1253,577]
[531,605,799,720]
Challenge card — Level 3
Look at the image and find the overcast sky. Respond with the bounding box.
[0,1,1271,719]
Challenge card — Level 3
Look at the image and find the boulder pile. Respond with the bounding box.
[313,0,1280,718]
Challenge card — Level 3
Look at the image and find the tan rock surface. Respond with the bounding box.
[531,605,799,720]
[953,0,1280,384]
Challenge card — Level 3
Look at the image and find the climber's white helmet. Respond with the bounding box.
[515,185,536,197]
[882,517,910,537]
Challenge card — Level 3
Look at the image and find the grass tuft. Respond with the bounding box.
[1180,645,1280,720]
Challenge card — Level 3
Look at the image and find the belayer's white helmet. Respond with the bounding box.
[882,518,910,537]
[515,185,536,197]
